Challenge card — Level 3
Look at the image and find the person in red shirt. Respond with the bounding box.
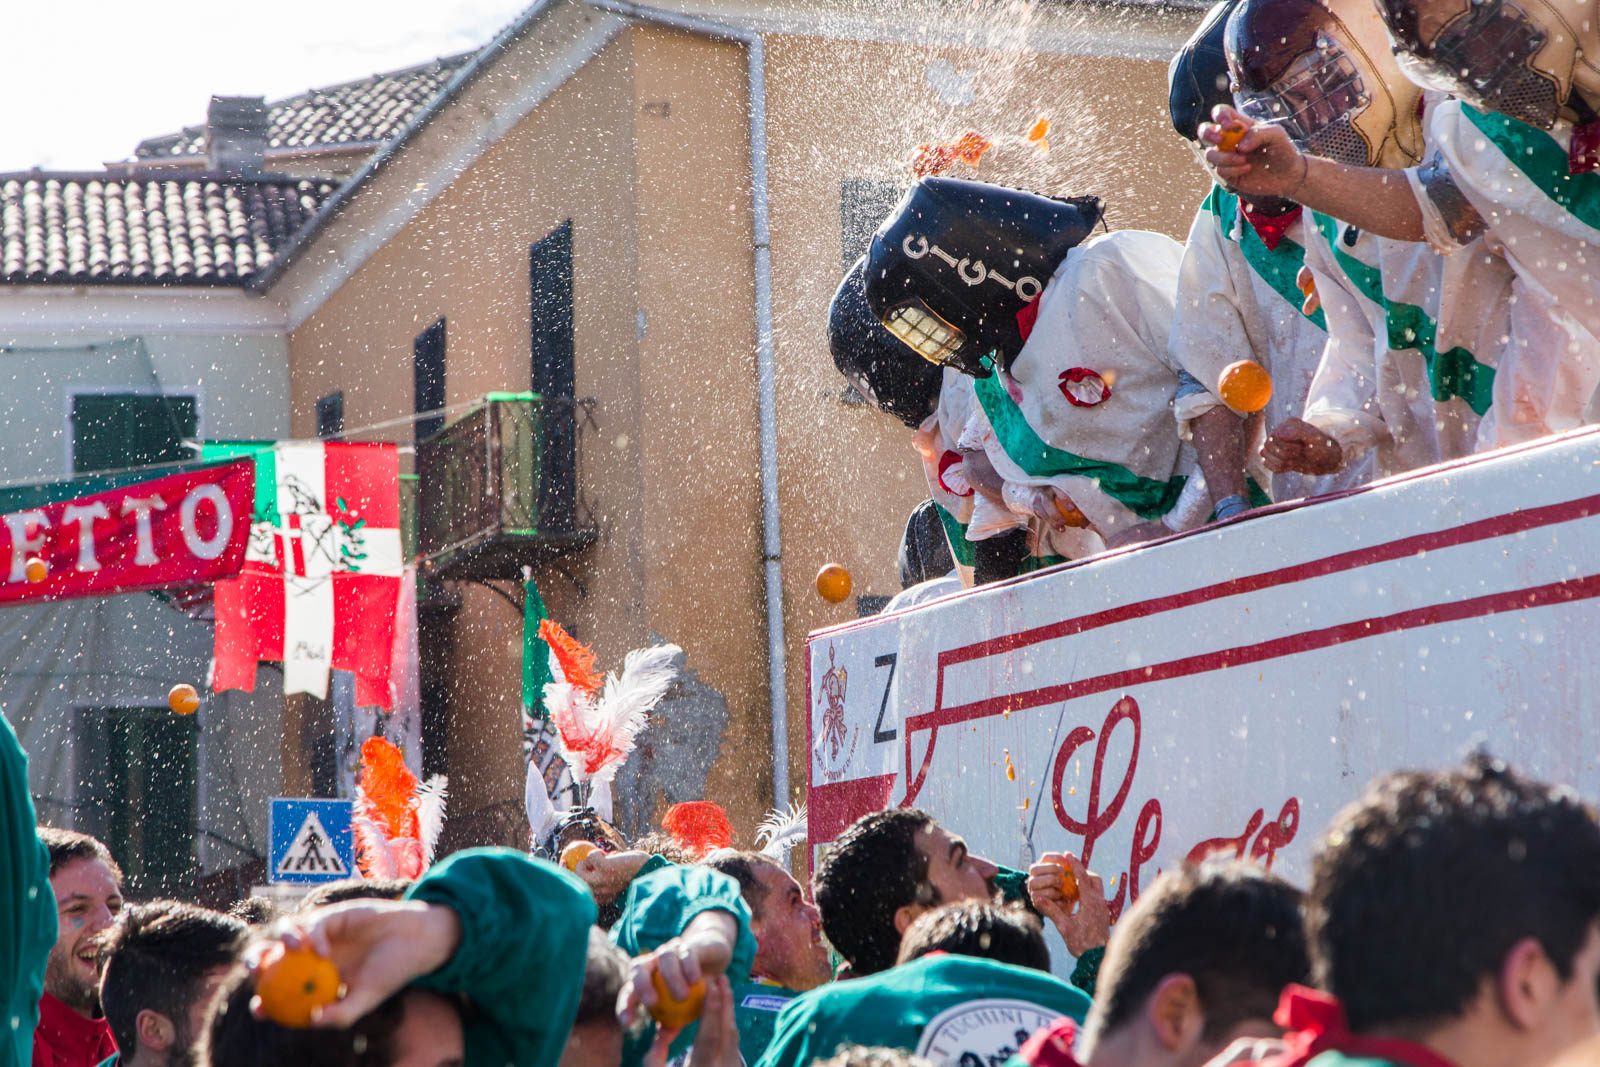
[33,829,122,1067]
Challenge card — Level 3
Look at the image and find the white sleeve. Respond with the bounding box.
[1169,198,1257,433]
[1299,233,1389,460]
[1407,154,1486,256]
[1161,469,1213,531]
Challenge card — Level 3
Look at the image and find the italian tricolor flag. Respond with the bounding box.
[206,442,403,708]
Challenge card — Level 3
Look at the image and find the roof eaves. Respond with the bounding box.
[246,1,560,293]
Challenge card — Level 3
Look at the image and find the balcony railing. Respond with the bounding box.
[416,393,595,580]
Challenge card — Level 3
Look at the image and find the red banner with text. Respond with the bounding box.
[0,460,254,603]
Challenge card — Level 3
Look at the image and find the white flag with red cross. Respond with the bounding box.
[210,442,403,708]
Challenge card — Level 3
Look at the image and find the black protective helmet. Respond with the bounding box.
[862,177,1103,378]
[898,498,957,588]
[1168,0,1239,141]
[829,257,944,428]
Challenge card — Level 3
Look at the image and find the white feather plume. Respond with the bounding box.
[756,803,808,863]
[553,643,681,784]
[354,816,399,878]
[525,759,560,846]
[417,775,448,866]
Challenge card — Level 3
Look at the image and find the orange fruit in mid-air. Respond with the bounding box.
[649,969,707,1030]
[1218,360,1274,414]
[815,563,852,603]
[255,944,342,1028]
[1218,123,1246,152]
[23,558,47,583]
[168,684,200,716]
[561,841,598,871]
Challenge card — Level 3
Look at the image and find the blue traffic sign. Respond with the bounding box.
[269,798,355,885]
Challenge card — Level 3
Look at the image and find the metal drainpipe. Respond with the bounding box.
[582,0,790,808]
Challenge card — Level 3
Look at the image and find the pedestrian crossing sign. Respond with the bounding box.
[269,798,355,884]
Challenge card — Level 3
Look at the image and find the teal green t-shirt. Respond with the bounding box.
[406,848,597,1067]
[734,981,801,1066]
[612,863,758,1064]
[753,954,1091,1067]
[2,713,54,1067]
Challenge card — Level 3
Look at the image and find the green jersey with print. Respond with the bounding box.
[734,981,801,1065]
[752,953,1090,1067]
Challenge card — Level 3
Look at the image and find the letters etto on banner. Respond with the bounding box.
[0,460,254,603]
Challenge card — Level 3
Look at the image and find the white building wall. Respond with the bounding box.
[0,297,291,889]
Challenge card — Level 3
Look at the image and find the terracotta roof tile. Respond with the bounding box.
[0,175,339,286]
[134,53,474,160]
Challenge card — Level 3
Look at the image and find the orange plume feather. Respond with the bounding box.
[662,801,734,858]
[539,619,604,696]
[356,737,420,843]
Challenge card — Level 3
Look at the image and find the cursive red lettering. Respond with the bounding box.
[1186,808,1264,865]
[1050,696,1141,865]
[1248,797,1300,869]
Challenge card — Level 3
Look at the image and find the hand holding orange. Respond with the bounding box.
[561,841,598,872]
[649,969,707,1030]
[255,944,342,1028]
[1056,859,1080,904]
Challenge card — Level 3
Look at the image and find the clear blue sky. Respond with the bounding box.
[1,0,532,173]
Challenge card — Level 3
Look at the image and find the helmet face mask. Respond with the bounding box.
[1383,0,1562,128]
[1236,31,1375,166]
[882,299,967,368]
[1226,0,1424,170]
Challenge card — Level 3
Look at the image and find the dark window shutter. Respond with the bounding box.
[530,221,576,531]
[414,319,447,442]
[316,391,345,439]
[71,394,198,474]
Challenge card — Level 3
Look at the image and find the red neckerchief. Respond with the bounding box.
[32,993,117,1067]
[1017,298,1040,343]
[1014,1016,1081,1067]
[1262,986,1460,1067]
[1240,203,1302,252]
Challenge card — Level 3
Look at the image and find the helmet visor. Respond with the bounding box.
[883,299,967,367]
[1390,0,1558,129]
[1235,32,1374,166]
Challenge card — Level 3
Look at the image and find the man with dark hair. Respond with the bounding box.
[812,809,994,978]
[1261,755,1600,1067]
[896,902,1050,972]
[813,810,1106,983]
[1005,860,1308,1067]
[98,902,247,1067]
[35,828,123,1067]
[702,851,832,1064]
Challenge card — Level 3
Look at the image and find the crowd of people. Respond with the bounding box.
[5,705,1600,1067]
[834,0,1600,589]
